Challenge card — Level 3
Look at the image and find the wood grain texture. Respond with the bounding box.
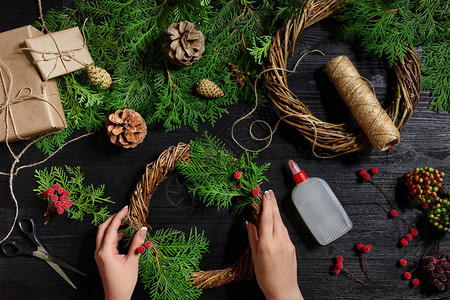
[0,2,449,300]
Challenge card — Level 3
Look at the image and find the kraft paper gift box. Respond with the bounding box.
[0,26,67,142]
[24,26,93,81]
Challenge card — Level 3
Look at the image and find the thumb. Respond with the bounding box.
[126,227,148,263]
[247,221,259,256]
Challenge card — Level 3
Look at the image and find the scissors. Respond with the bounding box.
[1,217,86,289]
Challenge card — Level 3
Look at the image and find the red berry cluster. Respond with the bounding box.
[332,256,344,274]
[405,167,449,231]
[43,184,73,214]
[355,242,372,253]
[358,168,378,181]
[137,241,154,254]
[398,229,418,247]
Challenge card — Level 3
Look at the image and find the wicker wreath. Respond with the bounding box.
[264,0,421,157]
[126,142,263,289]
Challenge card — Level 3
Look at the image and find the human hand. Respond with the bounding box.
[247,190,303,300]
[94,206,147,300]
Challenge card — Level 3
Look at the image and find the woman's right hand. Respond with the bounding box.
[247,190,303,300]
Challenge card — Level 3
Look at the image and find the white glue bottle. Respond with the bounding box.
[289,159,352,245]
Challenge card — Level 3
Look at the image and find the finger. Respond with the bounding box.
[95,212,117,252]
[126,227,148,264]
[247,221,259,257]
[269,190,285,235]
[103,206,129,246]
[259,190,274,240]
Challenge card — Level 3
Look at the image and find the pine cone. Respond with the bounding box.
[106,109,147,148]
[196,79,224,98]
[87,65,112,89]
[163,21,205,66]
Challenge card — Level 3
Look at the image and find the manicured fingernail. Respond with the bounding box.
[122,205,128,210]
[264,190,269,194]
[245,220,249,230]
[139,227,147,237]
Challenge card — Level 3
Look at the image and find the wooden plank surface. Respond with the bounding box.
[0,1,449,300]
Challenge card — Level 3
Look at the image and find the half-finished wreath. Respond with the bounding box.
[264,0,421,157]
[123,134,269,300]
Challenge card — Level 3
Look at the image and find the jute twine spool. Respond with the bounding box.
[325,56,400,151]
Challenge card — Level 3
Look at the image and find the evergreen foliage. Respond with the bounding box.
[36,0,300,152]
[177,133,270,213]
[343,0,450,112]
[34,166,114,224]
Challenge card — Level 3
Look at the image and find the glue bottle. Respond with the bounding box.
[289,159,352,245]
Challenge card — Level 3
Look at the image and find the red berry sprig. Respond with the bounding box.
[331,244,373,286]
[404,167,449,232]
[43,184,73,215]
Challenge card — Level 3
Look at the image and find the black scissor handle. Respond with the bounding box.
[18,217,42,247]
[1,240,34,257]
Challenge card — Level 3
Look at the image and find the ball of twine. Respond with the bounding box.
[127,142,262,289]
[263,0,421,158]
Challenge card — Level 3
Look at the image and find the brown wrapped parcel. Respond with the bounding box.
[0,26,66,142]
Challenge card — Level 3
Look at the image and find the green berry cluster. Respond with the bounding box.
[405,167,449,231]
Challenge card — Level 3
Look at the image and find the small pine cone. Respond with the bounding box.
[163,21,205,66]
[87,65,112,89]
[196,79,224,98]
[106,109,147,148]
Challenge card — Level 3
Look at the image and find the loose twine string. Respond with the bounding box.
[231,50,325,154]
[0,59,92,244]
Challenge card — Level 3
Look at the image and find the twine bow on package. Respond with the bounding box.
[24,27,93,81]
[0,26,66,142]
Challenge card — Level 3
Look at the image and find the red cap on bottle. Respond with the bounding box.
[289,159,308,184]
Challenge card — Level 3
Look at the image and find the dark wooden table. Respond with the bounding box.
[1,1,449,299]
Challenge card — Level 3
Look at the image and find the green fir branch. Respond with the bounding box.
[248,35,272,65]
[176,133,270,213]
[34,166,114,225]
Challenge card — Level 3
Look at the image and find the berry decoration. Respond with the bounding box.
[403,272,412,279]
[400,239,408,247]
[405,234,413,241]
[411,278,420,287]
[145,241,153,248]
[370,167,379,175]
[399,259,407,267]
[356,243,364,251]
[410,229,418,236]
[137,246,146,254]
[234,171,242,180]
[336,262,344,269]
[336,256,344,263]
[363,173,371,181]
[332,266,340,275]
[252,188,260,197]
[390,209,398,217]
[359,169,367,176]
[404,167,448,232]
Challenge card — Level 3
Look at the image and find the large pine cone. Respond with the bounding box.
[163,21,205,66]
[106,109,147,148]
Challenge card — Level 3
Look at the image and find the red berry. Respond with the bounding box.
[356,243,364,250]
[389,210,398,217]
[411,278,420,286]
[145,241,153,248]
[366,244,372,252]
[252,188,259,197]
[51,195,59,202]
[60,196,67,202]
[336,262,343,269]
[363,173,371,181]
[47,188,54,195]
[55,201,63,208]
[359,169,367,176]
[400,239,408,247]
[388,146,394,150]
[58,188,65,195]
[57,207,64,214]
[53,184,60,190]
[137,246,145,254]
[336,256,344,263]
[421,203,429,209]
[403,272,412,279]
[43,191,49,198]
[370,167,379,175]
[362,245,370,253]
[405,234,413,241]
[410,229,418,236]
[62,202,70,209]
[399,259,407,266]
[332,266,340,275]
[66,200,73,207]
[234,172,242,180]
[63,191,70,197]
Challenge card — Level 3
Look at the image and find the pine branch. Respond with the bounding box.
[34,166,114,225]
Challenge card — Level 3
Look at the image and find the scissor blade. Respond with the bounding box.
[37,246,86,276]
[33,250,77,289]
